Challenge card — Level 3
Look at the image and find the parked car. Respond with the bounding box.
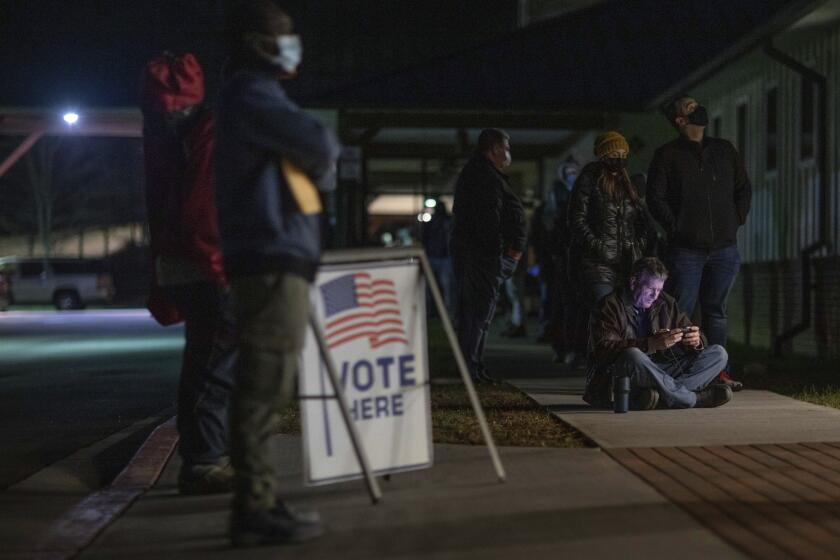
[0,257,115,310]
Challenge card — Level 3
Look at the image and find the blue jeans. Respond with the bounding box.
[429,257,454,317]
[615,345,728,408]
[503,277,523,327]
[165,283,237,467]
[667,245,740,369]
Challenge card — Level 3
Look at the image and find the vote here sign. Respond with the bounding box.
[300,260,432,485]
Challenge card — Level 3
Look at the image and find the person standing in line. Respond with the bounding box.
[568,131,650,311]
[451,128,527,383]
[647,94,751,391]
[141,52,236,496]
[548,161,585,364]
[421,199,455,316]
[214,1,340,547]
[530,197,556,342]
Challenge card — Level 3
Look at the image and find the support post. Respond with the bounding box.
[417,252,507,483]
[0,128,45,179]
[309,311,382,504]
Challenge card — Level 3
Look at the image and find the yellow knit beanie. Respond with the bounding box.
[593,131,629,159]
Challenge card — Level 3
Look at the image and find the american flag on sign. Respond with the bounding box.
[319,272,409,349]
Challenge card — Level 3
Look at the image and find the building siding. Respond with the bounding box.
[689,21,840,357]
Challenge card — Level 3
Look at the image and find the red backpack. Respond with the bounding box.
[141,53,222,326]
[141,52,205,113]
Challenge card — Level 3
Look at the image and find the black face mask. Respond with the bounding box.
[604,158,627,172]
[687,105,709,126]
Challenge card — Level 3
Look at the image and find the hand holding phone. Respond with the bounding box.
[649,328,684,352]
[679,325,701,347]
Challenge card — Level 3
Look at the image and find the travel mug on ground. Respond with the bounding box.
[613,374,630,413]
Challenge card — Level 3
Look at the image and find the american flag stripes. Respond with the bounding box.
[319,272,409,349]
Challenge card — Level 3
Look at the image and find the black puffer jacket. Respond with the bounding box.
[568,162,649,286]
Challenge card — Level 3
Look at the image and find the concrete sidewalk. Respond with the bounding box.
[78,436,742,559]
[489,333,840,559]
[487,337,840,448]
[36,329,840,559]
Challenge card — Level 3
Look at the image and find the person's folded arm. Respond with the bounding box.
[234,78,341,191]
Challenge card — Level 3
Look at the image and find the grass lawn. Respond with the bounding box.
[429,381,590,448]
[276,381,590,448]
[276,318,590,448]
[728,342,840,409]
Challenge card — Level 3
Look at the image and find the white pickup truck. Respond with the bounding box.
[0,257,115,310]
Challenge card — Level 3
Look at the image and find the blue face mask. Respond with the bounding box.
[246,33,303,74]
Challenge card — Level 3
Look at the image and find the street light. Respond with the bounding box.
[63,112,79,125]
[424,198,437,208]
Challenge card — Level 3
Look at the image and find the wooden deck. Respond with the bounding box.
[608,443,840,559]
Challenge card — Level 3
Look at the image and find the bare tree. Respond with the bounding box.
[24,137,61,261]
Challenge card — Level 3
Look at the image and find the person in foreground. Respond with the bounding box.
[215,0,340,548]
[583,257,733,410]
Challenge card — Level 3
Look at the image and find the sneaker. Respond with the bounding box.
[631,388,660,411]
[178,460,234,495]
[694,384,733,408]
[272,502,321,525]
[718,371,744,392]
[231,503,324,547]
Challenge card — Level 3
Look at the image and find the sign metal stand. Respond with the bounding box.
[308,247,506,505]
[309,312,383,504]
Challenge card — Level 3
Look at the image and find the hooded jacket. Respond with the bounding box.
[214,68,340,281]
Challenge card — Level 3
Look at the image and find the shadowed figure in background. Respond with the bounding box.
[451,128,527,384]
[420,198,455,317]
[141,52,237,496]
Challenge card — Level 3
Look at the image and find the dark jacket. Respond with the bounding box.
[144,108,225,285]
[646,135,751,250]
[583,287,705,408]
[214,68,341,281]
[421,210,452,259]
[451,155,527,259]
[568,162,649,286]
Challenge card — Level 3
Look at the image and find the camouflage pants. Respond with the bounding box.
[229,272,309,513]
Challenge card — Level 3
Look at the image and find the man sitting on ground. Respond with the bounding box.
[583,257,732,410]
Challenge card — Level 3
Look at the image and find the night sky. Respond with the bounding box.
[0,0,517,109]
